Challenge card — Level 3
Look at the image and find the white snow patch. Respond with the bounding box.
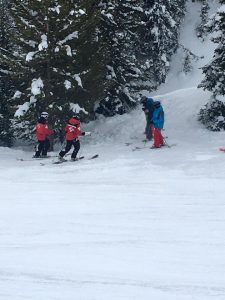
[64,80,71,89]
[70,103,88,114]
[38,34,48,51]
[31,78,44,95]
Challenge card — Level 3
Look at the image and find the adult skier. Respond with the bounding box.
[33,112,54,158]
[141,96,155,141]
[151,101,165,148]
[58,116,90,161]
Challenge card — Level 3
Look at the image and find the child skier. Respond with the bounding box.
[151,101,165,148]
[58,116,90,161]
[141,96,155,141]
[33,112,54,158]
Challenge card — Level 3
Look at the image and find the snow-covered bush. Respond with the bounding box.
[199,98,225,131]
[198,0,225,131]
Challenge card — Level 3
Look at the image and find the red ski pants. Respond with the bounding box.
[153,128,164,148]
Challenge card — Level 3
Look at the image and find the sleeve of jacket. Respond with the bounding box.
[75,126,83,137]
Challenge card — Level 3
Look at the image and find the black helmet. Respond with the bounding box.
[141,96,147,103]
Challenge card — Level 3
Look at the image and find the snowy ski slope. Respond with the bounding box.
[0,1,225,299]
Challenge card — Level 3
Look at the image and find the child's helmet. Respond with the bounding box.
[41,112,49,119]
[38,116,47,124]
[68,117,80,126]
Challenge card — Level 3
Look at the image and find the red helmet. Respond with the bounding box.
[68,117,80,126]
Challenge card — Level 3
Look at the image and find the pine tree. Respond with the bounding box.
[96,0,187,116]
[180,45,202,74]
[198,0,225,131]
[3,0,88,140]
[95,0,145,116]
[138,0,186,86]
[196,0,210,40]
[0,0,14,147]
[1,0,188,133]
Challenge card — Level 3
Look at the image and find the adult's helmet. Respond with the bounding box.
[41,112,49,119]
[141,96,147,104]
[68,117,80,126]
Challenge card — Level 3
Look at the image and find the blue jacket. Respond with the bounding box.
[152,105,164,129]
[144,98,155,121]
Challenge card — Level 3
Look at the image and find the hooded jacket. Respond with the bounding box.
[152,104,164,129]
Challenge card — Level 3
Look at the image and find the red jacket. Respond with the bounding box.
[36,123,54,141]
[65,124,84,141]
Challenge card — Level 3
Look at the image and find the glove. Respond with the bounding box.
[81,132,85,136]
[84,131,91,136]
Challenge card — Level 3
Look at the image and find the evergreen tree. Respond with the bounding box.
[196,0,210,40]
[180,45,202,74]
[0,0,14,147]
[1,0,188,136]
[95,0,145,116]
[198,0,225,131]
[96,0,187,116]
[3,0,87,140]
[138,0,186,86]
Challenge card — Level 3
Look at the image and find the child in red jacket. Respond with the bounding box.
[58,117,90,161]
[33,112,54,158]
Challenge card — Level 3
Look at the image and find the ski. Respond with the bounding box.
[161,143,176,148]
[132,143,176,151]
[17,156,52,162]
[52,156,85,164]
[88,154,99,159]
[132,146,148,151]
[51,154,99,165]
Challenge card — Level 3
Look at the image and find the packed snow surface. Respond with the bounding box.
[1,85,225,300]
[0,1,224,299]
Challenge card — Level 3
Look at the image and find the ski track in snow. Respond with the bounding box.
[1,1,225,299]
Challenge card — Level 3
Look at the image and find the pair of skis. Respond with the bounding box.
[126,139,176,151]
[131,143,176,151]
[17,154,99,163]
[52,154,98,165]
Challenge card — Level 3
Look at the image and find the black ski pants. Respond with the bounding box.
[145,120,153,141]
[34,139,50,157]
[59,139,80,159]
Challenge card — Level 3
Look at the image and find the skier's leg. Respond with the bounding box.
[41,138,50,156]
[71,140,80,159]
[146,121,153,140]
[59,141,72,158]
[153,128,161,148]
[34,141,45,157]
[159,130,164,146]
